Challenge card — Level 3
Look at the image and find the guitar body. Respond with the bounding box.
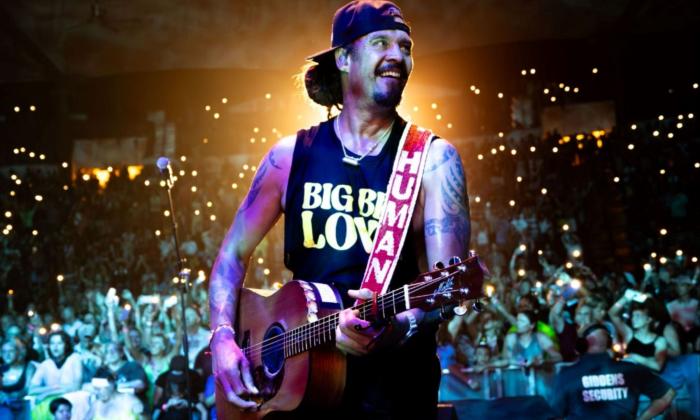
[216,281,347,419]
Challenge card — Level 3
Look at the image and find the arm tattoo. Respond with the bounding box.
[239,154,273,212]
[425,149,471,244]
[209,254,244,327]
[268,150,282,170]
[424,146,455,173]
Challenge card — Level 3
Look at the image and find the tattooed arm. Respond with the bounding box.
[209,135,294,408]
[422,139,471,265]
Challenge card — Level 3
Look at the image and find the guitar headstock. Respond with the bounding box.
[407,253,488,314]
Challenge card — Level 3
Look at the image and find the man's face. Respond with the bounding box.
[104,343,122,365]
[516,313,533,334]
[53,404,72,420]
[631,310,651,330]
[344,29,413,108]
[96,382,115,402]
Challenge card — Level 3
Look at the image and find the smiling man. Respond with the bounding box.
[209,1,471,418]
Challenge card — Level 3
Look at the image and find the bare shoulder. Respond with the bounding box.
[423,138,463,178]
[266,134,296,171]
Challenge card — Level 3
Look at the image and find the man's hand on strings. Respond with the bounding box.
[336,288,387,356]
[211,329,259,410]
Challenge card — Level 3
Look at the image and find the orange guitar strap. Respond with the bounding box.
[355,123,435,305]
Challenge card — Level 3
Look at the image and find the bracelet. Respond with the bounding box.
[399,311,418,346]
[209,323,236,345]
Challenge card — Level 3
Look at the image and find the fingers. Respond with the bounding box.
[335,309,376,356]
[348,288,374,301]
[240,358,259,395]
[218,375,258,409]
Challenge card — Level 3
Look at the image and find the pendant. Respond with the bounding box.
[342,156,360,166]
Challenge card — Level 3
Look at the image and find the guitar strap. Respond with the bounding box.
[355,123,435,305]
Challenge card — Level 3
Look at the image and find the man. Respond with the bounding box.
[102,342,149,413]
[85,368,144,419]
[209,0,470,417]
[551,324,675,420]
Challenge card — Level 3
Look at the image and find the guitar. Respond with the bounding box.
[215,254,487,419]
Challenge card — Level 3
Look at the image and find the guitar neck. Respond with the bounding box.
[280,283,424,359]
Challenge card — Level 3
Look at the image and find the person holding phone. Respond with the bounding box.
[609,292,668,371]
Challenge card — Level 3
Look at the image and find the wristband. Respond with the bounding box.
[209,323,236,346]
[399,311,418,346]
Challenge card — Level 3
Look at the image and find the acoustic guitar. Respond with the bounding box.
[215,254,486,419]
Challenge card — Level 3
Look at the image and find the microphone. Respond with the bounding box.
[156,157,174,186]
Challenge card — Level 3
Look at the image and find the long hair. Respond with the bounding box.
[296,53,343,119]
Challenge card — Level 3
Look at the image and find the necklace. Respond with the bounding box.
[334,117,393,167]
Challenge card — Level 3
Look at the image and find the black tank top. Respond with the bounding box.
[626,336,657,358]
[284,117,420,305]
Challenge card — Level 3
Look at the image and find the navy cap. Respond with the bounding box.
[308,0,411,62]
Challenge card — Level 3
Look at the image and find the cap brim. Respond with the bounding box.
[306,46,338,63]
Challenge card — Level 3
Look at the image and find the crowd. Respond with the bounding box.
[1,93,698,418]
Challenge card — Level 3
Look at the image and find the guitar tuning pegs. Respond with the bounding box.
[472,299,485,313]
[448,256,461,265]
[433,261,445,270]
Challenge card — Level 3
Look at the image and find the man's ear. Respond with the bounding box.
[335,47,351,73]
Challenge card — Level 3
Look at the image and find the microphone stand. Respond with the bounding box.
[161,165,194,420]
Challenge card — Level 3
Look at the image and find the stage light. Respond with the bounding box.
[541,188,547,195]
[29,152,35,158]
[490,148,497,155]
[231,183,238,189]
[34,195,43,202]
[592,67,598,74]
[651,252,657,258]
[509,200,515,207]
[518,269,526,277]
[4,211,10,218]
[563,224,570,231]
[477,154,483,160]
[572,249,582,258]
[627,144,634,150]
[571,279,581,289]
[543,88,549,94]
[659,169,666,175]
[516,176,523,182]
[475,196,481,203]
[207,201,213,207]
[564,86,570,92]
[521,69,527,76]
[693,83,698,89]
[658,115,664,121]
[210,215,216,221]
[62,162,68,168]
[194,209,200,216]
[565,262,573,269]
[474,89,480,95]
[413,106,419,112]
[14,106,20,112]
[32,230,38,236]
[552,147,559,153]
[498,132,504,138]
[191,186,198,192]
[519,244,527,251]
[550,96,557,102]
[155,230,161,236]
[667,133,674,139]
[530,68,536,74]
[676,250,683,257]
[659,228,667,235]
[511,149,517,155]
[205,105,210,111]
[436,114,442,120]
[497,92,504,99]
[447,123,453,129]
[163,210,170,217]
[689,113,695,119]
[498,145,505,151]
[559,83,565,89]
[613,176,620,183]
[692,257,698,263]
[677,123,683,129]
[265,93,271,99]
[573,87,579,93]
[431,103,438,109]
[652,130,659,137]
[530,146,536,152]
[213,113,220,119]
[630,124,637,130]
[659,257,668,264]
[222,97,229,103]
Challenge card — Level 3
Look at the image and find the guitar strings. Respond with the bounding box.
[241,276,435,357]
[243,269,471,358]
[245,271,461,358]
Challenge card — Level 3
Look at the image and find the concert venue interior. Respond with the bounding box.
[0,1,698,419]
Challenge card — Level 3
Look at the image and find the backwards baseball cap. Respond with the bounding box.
[308,0,411,62]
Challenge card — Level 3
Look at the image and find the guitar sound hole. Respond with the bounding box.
[262,323,285,377]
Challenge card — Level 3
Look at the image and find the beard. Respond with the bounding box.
[373,79,406,108]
